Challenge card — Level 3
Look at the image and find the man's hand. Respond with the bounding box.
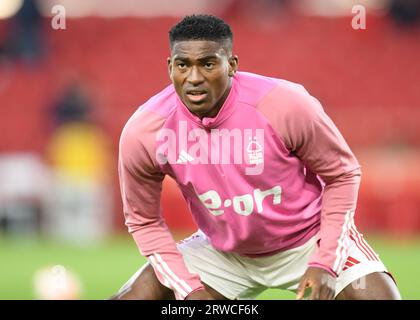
[296,266,336,300]
[186,289,216,300]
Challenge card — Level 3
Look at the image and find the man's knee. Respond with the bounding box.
[110,263,175,300]
[336,272,401,300]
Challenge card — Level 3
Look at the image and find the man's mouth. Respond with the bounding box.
[186,90,208,103]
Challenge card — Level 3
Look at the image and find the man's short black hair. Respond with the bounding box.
[169,15,233,50]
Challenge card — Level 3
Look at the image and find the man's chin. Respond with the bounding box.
[186,104,211,117]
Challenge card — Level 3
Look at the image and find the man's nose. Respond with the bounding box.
[187,66,204,85]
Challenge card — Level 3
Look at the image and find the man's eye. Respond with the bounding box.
[204,62,215,69]
[177,63,187,69]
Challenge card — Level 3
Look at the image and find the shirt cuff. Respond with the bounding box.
[184,286,206,300]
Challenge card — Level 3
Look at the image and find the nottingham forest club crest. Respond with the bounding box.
[247,136,263,165]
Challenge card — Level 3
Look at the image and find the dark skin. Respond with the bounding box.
[168,40,238,120]
[112,39,402,300]
[296,266,401,300]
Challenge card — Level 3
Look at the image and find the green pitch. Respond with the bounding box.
[0,234,419,300]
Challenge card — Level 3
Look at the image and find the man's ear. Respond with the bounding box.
[167,57,172,77]
[228,55,239,77]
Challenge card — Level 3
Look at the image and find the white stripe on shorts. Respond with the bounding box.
[333,210,353,273]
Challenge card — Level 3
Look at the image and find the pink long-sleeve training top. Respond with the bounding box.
[118,71,361,299]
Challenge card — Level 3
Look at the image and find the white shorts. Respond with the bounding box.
[176,229,389,300]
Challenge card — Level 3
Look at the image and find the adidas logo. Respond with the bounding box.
[176,150,195,164]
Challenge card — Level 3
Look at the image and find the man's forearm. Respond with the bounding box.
[308,168,362,276]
